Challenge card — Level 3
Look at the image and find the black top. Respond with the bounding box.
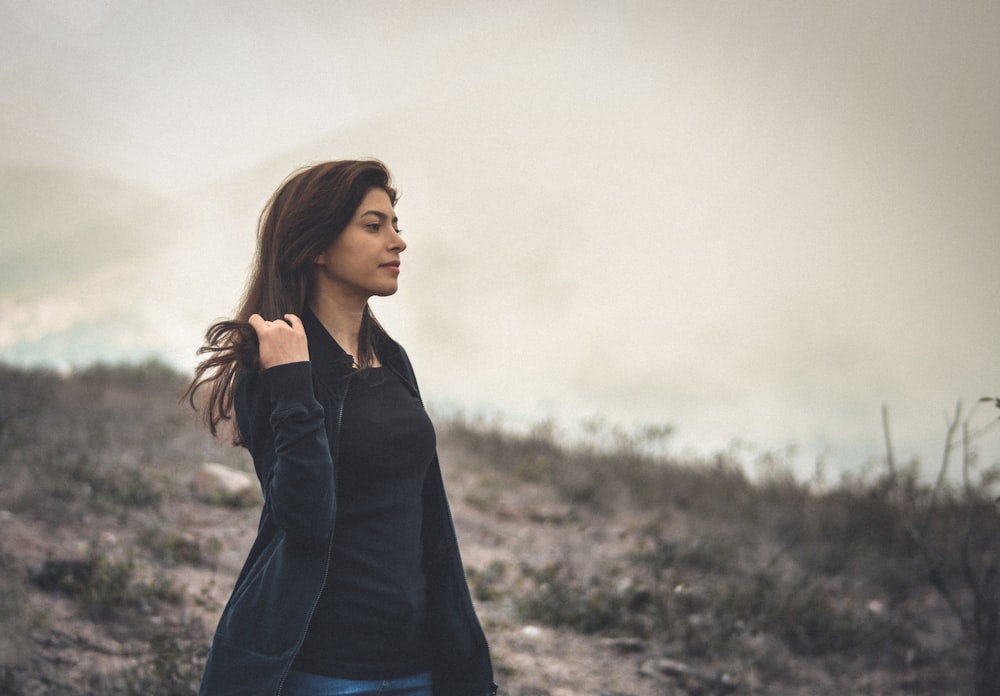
[198,305,494,696]
[292,366,436,679]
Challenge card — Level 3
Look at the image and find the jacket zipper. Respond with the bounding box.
[271,359,493,695]
[274,379,350,696]
[393,364,496,696]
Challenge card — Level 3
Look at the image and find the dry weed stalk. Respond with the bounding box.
[882,399,1000,696]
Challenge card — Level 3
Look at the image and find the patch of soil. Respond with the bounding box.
[0,430,972,695]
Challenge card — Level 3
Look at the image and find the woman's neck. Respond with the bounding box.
[310,293,366,363]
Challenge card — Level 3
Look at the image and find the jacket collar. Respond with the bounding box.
[300,306,414,395]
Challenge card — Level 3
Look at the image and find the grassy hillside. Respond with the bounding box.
[0,361,997,694]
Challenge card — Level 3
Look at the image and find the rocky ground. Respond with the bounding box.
[0,364,985,695]
[433,436,967,696]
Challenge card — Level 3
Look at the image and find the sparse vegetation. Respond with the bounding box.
[122,624,208,696]
[440,410,997,693]
[0,550,40,666]
[30,550,181,621]
[882,400,1000,696]
[0,361,996,694]
[137,525,221,568]
[516,561,668,638]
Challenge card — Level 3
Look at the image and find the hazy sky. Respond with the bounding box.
[2,0,999,479]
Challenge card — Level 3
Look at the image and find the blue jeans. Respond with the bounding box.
[283,670,432,696]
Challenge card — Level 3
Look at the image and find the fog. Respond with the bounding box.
[2,1,999,479]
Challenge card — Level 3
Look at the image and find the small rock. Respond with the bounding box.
[641,658,739,691]
[866,599,886,615]
[520,625,543,639]
[192,463,260,507]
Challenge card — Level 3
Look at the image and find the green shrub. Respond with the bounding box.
[31,551,180,621]
[123,626,208,696]
[468,560,508,602]
[516,562,667,638]
[138,526,220,567]
[713,570,914,661]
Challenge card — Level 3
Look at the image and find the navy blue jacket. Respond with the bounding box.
[198,310,495,695]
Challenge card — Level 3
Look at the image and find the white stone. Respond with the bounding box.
[520,625,543,639]
[192,462,259,507]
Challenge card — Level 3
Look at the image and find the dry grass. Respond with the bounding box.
[0,362,996,694]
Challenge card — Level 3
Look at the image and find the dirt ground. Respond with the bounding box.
[0,432,970,695]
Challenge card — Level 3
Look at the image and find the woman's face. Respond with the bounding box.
[313,187,406,304]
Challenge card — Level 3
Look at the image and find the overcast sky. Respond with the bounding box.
[2,0,999,479]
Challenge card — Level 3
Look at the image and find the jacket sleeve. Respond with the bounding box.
[235,361,336,546]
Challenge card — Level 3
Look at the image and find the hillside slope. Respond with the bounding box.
[0,362,990,695]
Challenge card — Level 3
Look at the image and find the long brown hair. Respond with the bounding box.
[186,159,398,442]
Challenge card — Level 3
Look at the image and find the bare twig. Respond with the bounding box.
[929,402,963,521]
[882,403,897,487]
[884,398,1000,694]
[882,405,972,634]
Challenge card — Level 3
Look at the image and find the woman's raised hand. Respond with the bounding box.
[248,313,309,369]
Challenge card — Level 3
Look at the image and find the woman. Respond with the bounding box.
[186,160,495,696]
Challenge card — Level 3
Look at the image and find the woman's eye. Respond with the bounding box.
[367,223,380,231]
[394,227,403,236]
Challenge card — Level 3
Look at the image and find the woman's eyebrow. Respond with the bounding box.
[360,210,398,223]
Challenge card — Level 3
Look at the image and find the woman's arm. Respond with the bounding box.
[236,314,336,545]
